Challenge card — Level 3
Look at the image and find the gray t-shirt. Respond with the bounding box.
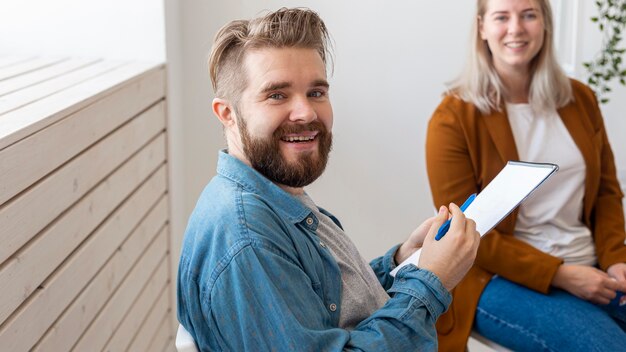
[296,193,389,329]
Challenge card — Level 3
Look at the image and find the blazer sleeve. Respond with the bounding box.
[425,101,479,208]
[426,98,562,294]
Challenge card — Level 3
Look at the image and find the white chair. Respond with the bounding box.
[176,324,199,352]
[468,330,511,352]
[176,322,508,352]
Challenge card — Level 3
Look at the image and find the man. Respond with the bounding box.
[177,8,480,351]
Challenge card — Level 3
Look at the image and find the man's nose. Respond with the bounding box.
[289,96,317,123]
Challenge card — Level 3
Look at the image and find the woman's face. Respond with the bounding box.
[479,0,545,77]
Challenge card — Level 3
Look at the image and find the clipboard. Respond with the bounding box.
[390,161,558,277]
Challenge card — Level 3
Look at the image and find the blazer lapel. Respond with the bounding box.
[483,108,519,163]
[557,103,598,223]
[482,108,520,232]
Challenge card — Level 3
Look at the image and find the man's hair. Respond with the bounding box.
[447,0,572,114]
[208,7,332,106]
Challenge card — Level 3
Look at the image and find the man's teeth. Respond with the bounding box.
[282,136,315,142]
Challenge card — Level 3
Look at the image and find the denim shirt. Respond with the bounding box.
[177,151,452,351]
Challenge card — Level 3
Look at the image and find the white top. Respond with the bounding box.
[506,103,597,265]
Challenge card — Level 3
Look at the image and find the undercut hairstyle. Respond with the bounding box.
[208,7,333,107]
[447,0,573,114]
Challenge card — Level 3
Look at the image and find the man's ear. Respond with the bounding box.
[212,98,236,127]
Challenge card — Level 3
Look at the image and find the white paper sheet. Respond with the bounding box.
[390,161,558,277]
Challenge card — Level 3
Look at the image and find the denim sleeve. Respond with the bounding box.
[370,244,401,290]
[203,240,451,351]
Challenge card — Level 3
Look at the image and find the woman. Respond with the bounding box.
[426,0,626,350]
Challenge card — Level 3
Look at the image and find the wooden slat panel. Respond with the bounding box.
[32,227,167,351]
[33,226,169,352]
[154,329,176,352]
[0,60,124,115]
[0,62,164,149]
[0,191,169,352]
[0,58,100,97]
[0,56,35,69]
[0,57,67,81]
[163,339,178,352]
[0,69,165,207]
[0,58,171,352]
[145,302,174,352]
[103,263,170,352]
[128,287,172,352]
[69,233,169,352]
[0,158,167,327]
[0,103,166,264]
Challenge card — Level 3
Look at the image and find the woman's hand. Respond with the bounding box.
[607,262,626,289]
[552,264,624,305]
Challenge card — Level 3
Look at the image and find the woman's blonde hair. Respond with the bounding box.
[448,0,573,114]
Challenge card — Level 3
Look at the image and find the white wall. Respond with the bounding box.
[165,0,471,261]
[0,0,165,61]
[576,1,626,202]
[165,0,626,261]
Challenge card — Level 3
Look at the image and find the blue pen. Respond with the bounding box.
[435,193,477,240]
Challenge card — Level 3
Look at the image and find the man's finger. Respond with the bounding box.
[419,216,437,230]
[448,203,466,234]
[426,206,448,241]
[465,218,477,233]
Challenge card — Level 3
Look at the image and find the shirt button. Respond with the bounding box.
[329,303,337,312]
[306,217,314,225]
[319,241,327,248]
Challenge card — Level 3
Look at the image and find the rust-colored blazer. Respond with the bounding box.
[426,79,626,351]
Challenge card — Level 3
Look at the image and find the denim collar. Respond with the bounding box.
[216,150,313,224]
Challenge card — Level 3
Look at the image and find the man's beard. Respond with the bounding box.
[237,118,332,188]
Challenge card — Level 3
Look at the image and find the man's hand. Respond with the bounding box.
[552,264,626,305]
[394,216,437,265]
[418,204,480,291]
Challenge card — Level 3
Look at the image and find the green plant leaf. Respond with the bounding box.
[585,0,626,103]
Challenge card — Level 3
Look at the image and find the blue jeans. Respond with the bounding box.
[474,276,626,352]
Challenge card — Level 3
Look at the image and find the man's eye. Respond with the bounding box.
[309,91,325,98]
[269,93,285,100]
